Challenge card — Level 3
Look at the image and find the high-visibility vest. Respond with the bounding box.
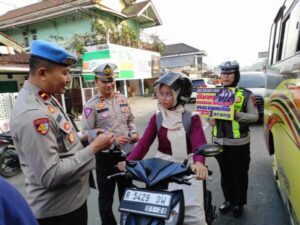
[213,87,251,139]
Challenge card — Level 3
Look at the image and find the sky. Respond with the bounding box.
[0,0,285,67]
[146,0,285,67]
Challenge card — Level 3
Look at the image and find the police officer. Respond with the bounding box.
[82,63,139,225]
[10,40,114,225]
[208,61,258,218]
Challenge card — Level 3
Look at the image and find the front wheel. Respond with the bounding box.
[0,148,21,177]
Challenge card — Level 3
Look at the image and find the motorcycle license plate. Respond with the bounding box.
[119,188,173,218]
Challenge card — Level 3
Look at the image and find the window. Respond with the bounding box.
[297,24,300,52]
[277,16,288,62]
[31,29,37,40]
[22,32,29,47]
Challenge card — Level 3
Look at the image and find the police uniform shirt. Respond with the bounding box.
[10,81,95,219]
[82,93,137,153]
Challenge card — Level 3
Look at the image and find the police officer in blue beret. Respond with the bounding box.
[10,40,115,225]
[82,63,139,225]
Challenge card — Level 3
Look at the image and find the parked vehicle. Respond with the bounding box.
[0,131,21,177]
[190,78,215,102]
[108,143,222,225]
[264,0,300,224]
[239,71,266,122]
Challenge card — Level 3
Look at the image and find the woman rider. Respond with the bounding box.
[119,71,209,225]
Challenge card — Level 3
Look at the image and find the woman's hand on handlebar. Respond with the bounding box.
[117,161,126,171]
[190,162,208,180]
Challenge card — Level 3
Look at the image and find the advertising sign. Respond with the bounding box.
[82,44,160,81]
[196,87,235,120]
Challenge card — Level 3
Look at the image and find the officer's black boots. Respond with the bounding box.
[232,204,243,218]
[219,201,232,213]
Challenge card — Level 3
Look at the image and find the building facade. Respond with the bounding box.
[0,0,162,116]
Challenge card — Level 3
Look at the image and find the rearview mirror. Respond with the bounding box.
[195,143,223,157]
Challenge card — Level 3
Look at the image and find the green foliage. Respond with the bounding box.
[64,17,165,56]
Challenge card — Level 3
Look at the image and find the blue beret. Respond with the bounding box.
[31,40,77,66]
[93,63,117,81]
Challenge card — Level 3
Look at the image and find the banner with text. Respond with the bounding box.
[196,87,235,120]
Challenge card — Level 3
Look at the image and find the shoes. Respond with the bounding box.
[232,204,243,218]
[219,201,232,213]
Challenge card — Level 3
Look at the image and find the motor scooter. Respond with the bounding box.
[108,143,222,225]
[0,129,21,177]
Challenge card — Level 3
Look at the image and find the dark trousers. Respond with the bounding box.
[215,144,250,205]
[96,152,132,225]
[37,201,87,225]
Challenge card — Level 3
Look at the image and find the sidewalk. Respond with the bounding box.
[127,96,157,118]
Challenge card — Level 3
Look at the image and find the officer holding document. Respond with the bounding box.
[82,63,139,225]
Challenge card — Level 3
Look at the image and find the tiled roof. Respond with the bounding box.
[0,0,161,29]
[163,43,203,56]
[0,0,78,22]
[0,53,29,65]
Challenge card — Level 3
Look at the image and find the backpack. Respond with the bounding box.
[155,110,217,225]
[155,110,191,133]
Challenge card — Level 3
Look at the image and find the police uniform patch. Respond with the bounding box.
[38,91,50,101]
[96,103,105,109]
[68,132,75,143]
[33,118,49,135]
[63,56,76,66]
[64,122,70,130]
[56,114,63,123]
[103,65,113,75]
[84,107,93,118]
[235,96,242,103]
[97,108,109,114]
[100,112,108,118]
[48,106,56,114]
[120,98,127,104]
[121,106,129,113]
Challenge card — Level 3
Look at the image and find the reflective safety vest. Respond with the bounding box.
[213,87,251,139]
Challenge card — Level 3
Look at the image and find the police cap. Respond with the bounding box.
[93,63,117,82]
[31,40,77,66]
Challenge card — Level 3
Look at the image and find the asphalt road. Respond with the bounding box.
[6,103,290,225]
